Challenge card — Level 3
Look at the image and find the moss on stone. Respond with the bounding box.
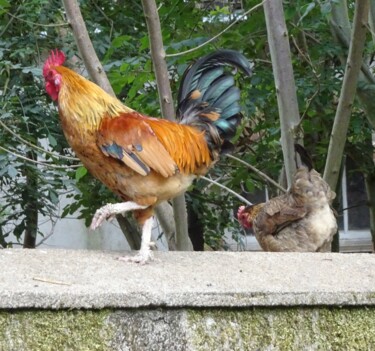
[187,307,375,351]
[0,309,114,351]
[1,307,374,350]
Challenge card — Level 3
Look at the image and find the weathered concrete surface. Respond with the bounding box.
[1,249,375,308]
[1,249,375,350]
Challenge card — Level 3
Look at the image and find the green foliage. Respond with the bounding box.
[1,0,373,249]
[0,0,76,245]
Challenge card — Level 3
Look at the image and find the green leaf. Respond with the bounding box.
[245,179,254,192]
[13,220,25,239]
[75,166,88,182]
[0,0,10,15]
[139,36,150,51]
[0,0,10,6]
[22,67,42,76]
[111,35,132,48]
[48,133,57,147]
[7,165,18,178]
[48,189,59,204]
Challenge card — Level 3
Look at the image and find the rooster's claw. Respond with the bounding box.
[90,204,116,230]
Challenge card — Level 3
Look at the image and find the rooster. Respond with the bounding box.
[237,147,337,252]
[43,49,251,263]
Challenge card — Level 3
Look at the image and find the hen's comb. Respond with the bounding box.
[43,49,66,77]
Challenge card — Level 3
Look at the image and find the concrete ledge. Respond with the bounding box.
[1,249,375,309]
[1,249,375,350]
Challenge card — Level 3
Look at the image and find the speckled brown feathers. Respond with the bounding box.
[238,167,337,252]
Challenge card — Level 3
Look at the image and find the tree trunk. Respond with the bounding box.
[116,215,141,250]
[323,0,369,190]
[62,0,115,94]
[325,0,371,252]
[0,225,7,248]
[330,0,375,127]
[370,1,375,43]
[23,151,38,248]
[141,0,193,251]
[154,202,176,250]
[263,0,302,187]
[365,172,375,251]
[187,200,204,251]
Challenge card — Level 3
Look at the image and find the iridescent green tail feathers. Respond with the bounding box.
[177,50,251,154]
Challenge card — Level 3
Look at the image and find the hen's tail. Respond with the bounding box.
[292,145,336,204]
[177,50,251,155]
[294,144,314,171]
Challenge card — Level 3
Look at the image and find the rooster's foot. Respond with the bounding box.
[90,204,116,230]
[90,202,148,230]
[118,249,154,265]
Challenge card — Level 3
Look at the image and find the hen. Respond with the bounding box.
[43,49,251,263]
[237,151,337,252]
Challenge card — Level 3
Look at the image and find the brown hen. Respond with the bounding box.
[237,164,337,252]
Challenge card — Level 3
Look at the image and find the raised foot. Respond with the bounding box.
[90,204,116,230]
[90,202,148,230]
[118,250,154,265]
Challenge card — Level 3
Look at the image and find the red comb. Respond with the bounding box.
[43,49,66,77]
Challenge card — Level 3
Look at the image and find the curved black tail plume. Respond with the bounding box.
[294,144,314,171]
[177,50,251,155]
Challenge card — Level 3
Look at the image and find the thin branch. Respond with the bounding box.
[202,174,225,191]
[366,24,375,39]
[7,12,69,27]
[165,0,267,57]
[0,119,80,162]
[201,176,252,206]
[289,22,321,45]
[0,145,81,169]
[226,154,287,193]
[254,58,272,65]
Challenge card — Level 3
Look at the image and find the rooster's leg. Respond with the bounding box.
[90,202,148,230]
[90,202,155,264]
[119,216,154,264]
